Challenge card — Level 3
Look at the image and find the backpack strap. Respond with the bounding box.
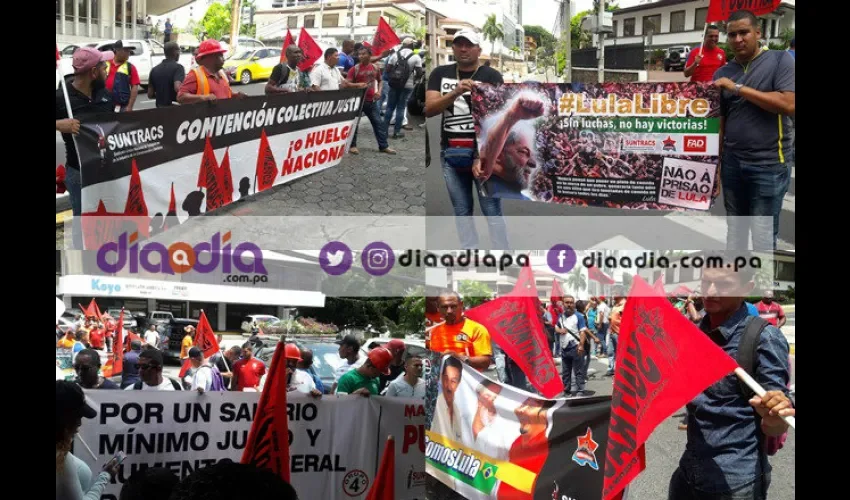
[133,380,143,390]
[167,377,183,390]
[736,316,769,400]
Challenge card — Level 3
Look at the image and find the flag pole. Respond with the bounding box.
[698,23,709,57]
[734,367,796,429]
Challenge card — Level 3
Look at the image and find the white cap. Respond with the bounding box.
[453,29,481,46]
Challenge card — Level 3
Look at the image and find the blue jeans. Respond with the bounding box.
[596,323,608,355]
[505,357,528,392]
[668,467,770,500]
[384,87,413,136]
[64,166,84,249]
[607,332,618,374]
[351,101,389,150]
[441,156,509,249]
[378,78,389,113]
[721,151,792,251]
[561,345,585,394]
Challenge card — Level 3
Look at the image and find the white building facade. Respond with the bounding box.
[56,0,195,44]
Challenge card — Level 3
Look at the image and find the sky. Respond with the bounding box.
[521,0,645,34]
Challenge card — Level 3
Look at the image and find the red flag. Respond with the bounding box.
[178,310,220,378]
[124,159,149,217]
[199,136,226,211]
[372,17,401,57]
[197,136,218,189]
[220,148,234,204]
[653,275,665,295]
[296,28,323,72]
[256,129,277,192]
[113,307,124,375]
[707,0,781,23]
[168,183,177,214]
[550,278,565,304]
[87,299,103,321]
[672,285,693,297]
[602,277,738,500]
[56,44,60,68]
[465,265,565,398]
[366,436,395,500]
[281,29,295,62]
[242,342,291,482]
[589,266,615,285]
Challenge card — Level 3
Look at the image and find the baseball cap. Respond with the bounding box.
[56,380,97,419]
[453,30,481,46]
[335,335,361,350]
[402,37,415,46]
[72,46,114,74]
[386,339,405,352]
[188,347,203,359]
[111,40,136,53]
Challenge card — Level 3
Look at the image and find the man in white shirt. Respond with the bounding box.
[555,295,590,397]
[187,347,214,393]
[385,355,426,397]
[595,296,610,358]
[124,349,182,390]
[332,335,365,392]
[311,48,366,91]
[144,324,160,349]
[258,343,322,398]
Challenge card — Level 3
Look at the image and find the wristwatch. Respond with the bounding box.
[734,83,744,95]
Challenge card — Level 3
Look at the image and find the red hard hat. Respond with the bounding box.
[368,347,393,375]
[196,39,227,59]
[284,343,303,361]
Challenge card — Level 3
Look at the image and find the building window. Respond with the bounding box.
[92,0,99,24]
[775,261,795,282]
[670,10,685,33]
[642,14,661,35]
[623,18,635,36]
[367,11,382,26]
[612,20,618,37]
[322,13,338,28]
[65,0,74,21]
[114,0,121,25]
[694,7,709,30]
[288,16,297,28]
[304,15,315,28]
[76,0,88,20]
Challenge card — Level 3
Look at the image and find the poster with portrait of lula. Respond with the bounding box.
[471,82,721,211]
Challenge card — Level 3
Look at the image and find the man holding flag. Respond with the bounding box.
[428,290,493,372]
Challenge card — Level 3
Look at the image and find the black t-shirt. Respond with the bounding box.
[55,81,115,170]
[149,60,185,107]
[427,63,503,149]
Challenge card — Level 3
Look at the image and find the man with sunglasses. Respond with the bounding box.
[125,349,183,391]
[669,257,794,500]
[74,349,119,390]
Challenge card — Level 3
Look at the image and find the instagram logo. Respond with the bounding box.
[362,242,395,276]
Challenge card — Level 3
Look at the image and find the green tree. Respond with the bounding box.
[523,25,557,54]
[398,286,426,333]
[779,27,795,48]
[457,280,494,309]
[482,14,505,69]
[392,14,413,35]
[201,2,232,41]
[566,267,588,295]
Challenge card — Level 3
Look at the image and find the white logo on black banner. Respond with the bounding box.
[441,77,474,133]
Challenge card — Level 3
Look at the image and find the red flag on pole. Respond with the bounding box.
[589,266,615,285]
[707,0,781,23]
[602,277,738,500]
[242,342,291,482]
[465,265,565,398]
[281,29,295,62]
[178,310,220,378]
[550,278,565,304]
[366,436,395,500]
[220,148,234,205]
[113,307,125,375]
[255,129,277,192]
[86,299,103,321]
[372,17,401,57]
[296,27,323,72]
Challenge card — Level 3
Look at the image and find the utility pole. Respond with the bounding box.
[597,0,605,83]
[230,0,241,52]
[349,0,355,40]
[563,0,571,83]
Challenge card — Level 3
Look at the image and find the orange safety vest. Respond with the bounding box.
[192,67,232,98]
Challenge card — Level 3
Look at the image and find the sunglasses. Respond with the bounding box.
[139,363,161,371]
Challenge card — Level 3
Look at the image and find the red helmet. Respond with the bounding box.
[196,39,227,59]
[367,347,393,376]
[284,343,302,361]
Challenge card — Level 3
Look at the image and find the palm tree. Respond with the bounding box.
[482,14,504,70]
[779,27,795,48]
[566,267,588,295]
[392,14,413,36]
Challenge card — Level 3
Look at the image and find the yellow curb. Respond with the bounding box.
[56,210,72,226]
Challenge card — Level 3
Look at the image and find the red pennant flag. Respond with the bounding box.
[197,136,217,189]
[281,29,295,62]
[602,277,738,500]
[296,27,323,72]
[178,310,221,378]
[465,265,565,398]
[366,436,395,500]
[124,159,149,217]
[220,148,234,204]
[551,278,565,304]
[168,183,177,214]
[672,285,693,297]
[589,266,615,285]
[372,17,401,57]
[199,136,226,211]
[256,129,277,192]
[113,307,125,375]
[242,341,291,482]
[707,0,781,23]
[87,299,103,321]
[81,200,123,250]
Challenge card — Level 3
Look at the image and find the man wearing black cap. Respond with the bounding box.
[187,347,214,394]
[74,349,120,389]
[332,335,365,393]
[148,41,185,107]
[124,349,183,390]
[105,41,140,112]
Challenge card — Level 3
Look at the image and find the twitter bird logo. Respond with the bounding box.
[319,241,353,276]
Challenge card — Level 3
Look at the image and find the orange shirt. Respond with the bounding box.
[57,336,75,349]
[180,335,193,359]
[178,66,233,100]
[428,318,492,357]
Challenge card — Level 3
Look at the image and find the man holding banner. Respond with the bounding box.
[178,39,246,104]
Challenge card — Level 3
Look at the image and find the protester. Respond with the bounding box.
[163,18,172,43]
[210,345,241,390]
[383,38,423,140]
[186,347,222,394]
[125,349,182,390]
[596,296,610,357]
[575,300,600,390]
[272,343,322,397]
[425,30,507,249]
[756,290,787,327]
[606,289,627,376]
[713,9,795,250]
[348,46,396,155]
[58,329,76,349]
[74,349,120,390]
[297,348,325,394]
[684,25,725,82]
[555,295,590,397]
[123,328,143,353]
[332,335,365,392]
[119,467,179,500]
[232,343,266,392]
[337,40,357,74]
[669,260,794,499]
[56,380,120,500]
[178,40,246,103]
[72,330,90,359]
[378,338,406,393]
[335,347,393,396]
[105,41,140,112]
[310,48,366,91]
[266,45,311,94]
[384,354,426,398]
[180,326,194,361]
[144,324,160,349]
[55,46,115,237]
[169,462,298,500]
[88,322,105,351]
[428,290,493,371]
[147,41,185,107]
[120,340,143,388]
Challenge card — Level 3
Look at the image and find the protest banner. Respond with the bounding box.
[75,391,424,500]
[471,82,721,210]
[74,89,365,249]
[375,398,429,497]
[707,0,782,22]
[426,355,611,500]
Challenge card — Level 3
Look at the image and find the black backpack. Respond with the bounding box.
[388,51,414,89]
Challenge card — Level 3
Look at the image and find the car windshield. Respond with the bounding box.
[305,344,343,379]
[231,50,254,60]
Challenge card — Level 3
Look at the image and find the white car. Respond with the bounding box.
[219,36,266,59]
[241,315,281,334]
[57,317,77,335]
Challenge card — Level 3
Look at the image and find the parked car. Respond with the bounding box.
[240,315,281,334]
[162,318,200,362]
[149,311,175,325]
[224,47,283,85]
[57,317,77,335]
[219,36,266,59]
[664,45,691,72]
[254,340,341,394]
[106,309,137,329]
